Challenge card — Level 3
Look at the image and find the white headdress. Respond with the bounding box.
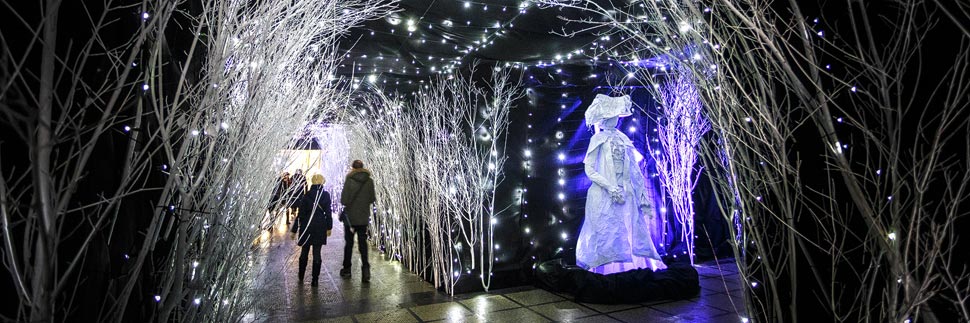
[585,94,633,127]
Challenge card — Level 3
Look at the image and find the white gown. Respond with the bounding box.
[577,124,666,274]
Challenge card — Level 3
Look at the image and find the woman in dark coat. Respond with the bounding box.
[290,174,333,286]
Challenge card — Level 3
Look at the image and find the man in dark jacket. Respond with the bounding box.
[339,160,376,282]
[291,174,333,286]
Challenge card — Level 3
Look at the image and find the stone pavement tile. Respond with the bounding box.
[650,299,729,319]
[427,307,550,323]
[459,294,522,314]
[693,265,725,278]
[608,306,678,323]
[726,288,742,299]
[481,307,550,323]
[721,264,739,273]
[298,315,354,323]
[640,299,674,307]
[567,314,623,323]
[699,277,742,294]
[529,301,599,321]
[410,302,474,322]
[504,289,566,306]
[694,293,745,316]
[354,308,418,323]
[426,314,487,323]
[579,302,642,314]
[706,313,747,323]
[699,285,724,296]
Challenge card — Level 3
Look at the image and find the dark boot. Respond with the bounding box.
[298,245,310,283]
[339,267,351,278]
[362,266,370,283]
[311,258,321,287]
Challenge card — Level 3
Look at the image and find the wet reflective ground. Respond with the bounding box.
[248,219,745,323]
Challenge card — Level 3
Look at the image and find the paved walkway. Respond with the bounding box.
[247,217,746,323]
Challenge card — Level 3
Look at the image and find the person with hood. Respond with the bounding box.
[339,160,376,282]
[290,174,333,286]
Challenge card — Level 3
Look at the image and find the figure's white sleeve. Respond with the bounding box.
[584,148,613,190]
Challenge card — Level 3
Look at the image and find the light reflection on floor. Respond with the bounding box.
[243,213,746,322]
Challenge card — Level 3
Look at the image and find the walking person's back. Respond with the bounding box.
[290,174,333,287]
[339,160,376,282]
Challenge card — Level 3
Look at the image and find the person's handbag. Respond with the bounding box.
[340,180,366,223]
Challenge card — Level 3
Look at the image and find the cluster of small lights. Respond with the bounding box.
[140,6,870,318]
[341,1,539,89]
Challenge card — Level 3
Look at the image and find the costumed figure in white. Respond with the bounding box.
[577,94,667,274]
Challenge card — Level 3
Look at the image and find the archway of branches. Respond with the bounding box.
[1,0,968,322]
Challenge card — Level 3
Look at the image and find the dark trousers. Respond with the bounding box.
[342,224,369,271]
[299,243,322,281]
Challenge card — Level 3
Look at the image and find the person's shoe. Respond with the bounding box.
[310,279,318,287]
[362,270,370,283]
[339,268,351,278]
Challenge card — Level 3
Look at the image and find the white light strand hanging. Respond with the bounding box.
[0,0,396,321]
[654,65,709,265]
[345,64,522,295]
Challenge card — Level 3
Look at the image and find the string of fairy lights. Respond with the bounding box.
[336,1,727,274]
[342,0,534,90]
[120,0,395,320]
[152,0,845,305]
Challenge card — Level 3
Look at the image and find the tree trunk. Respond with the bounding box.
[30,0,59,320]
